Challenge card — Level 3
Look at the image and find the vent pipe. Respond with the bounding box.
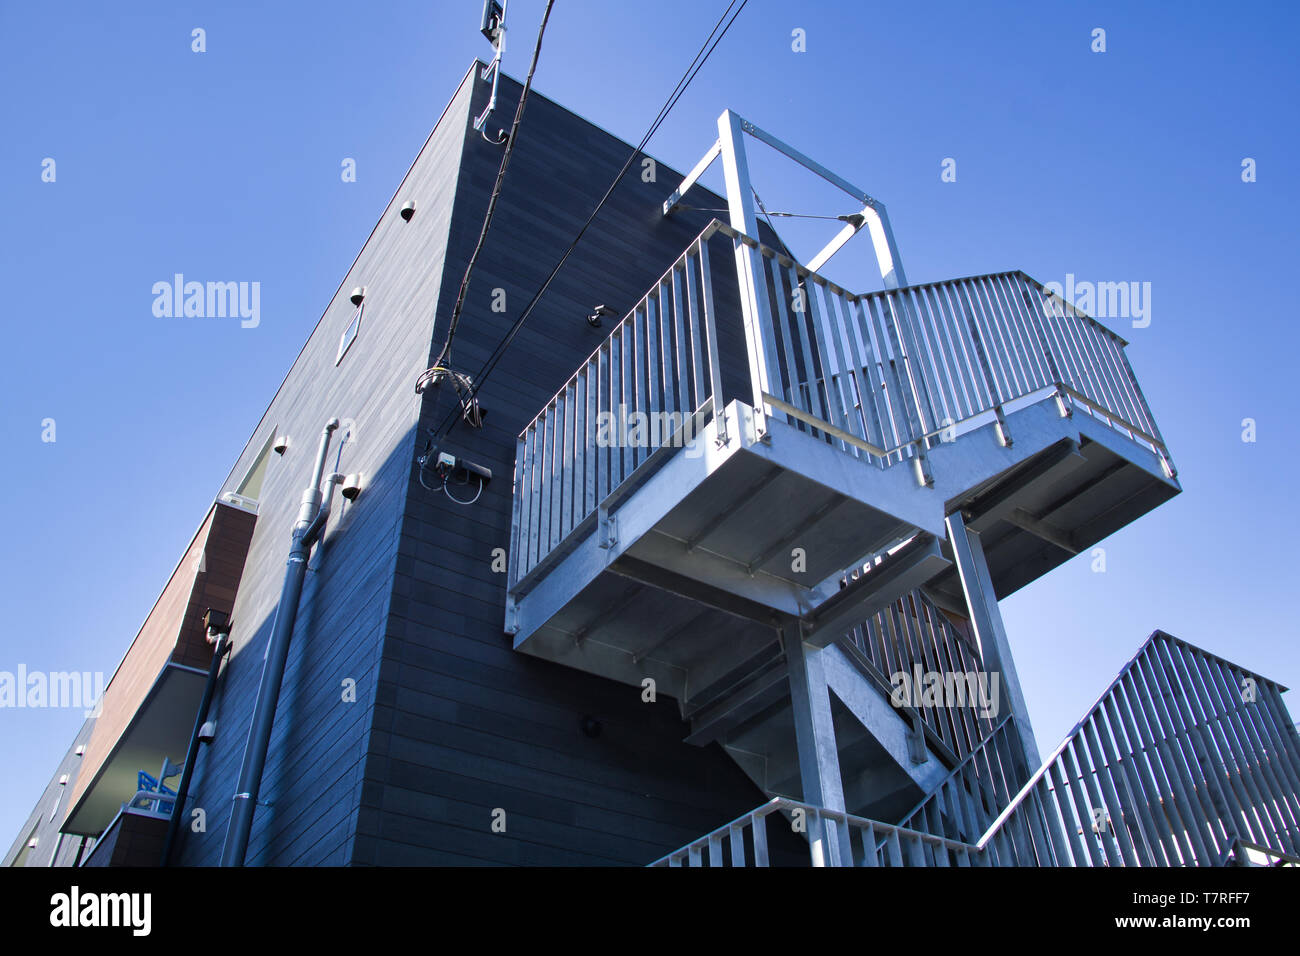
[220,417,340,867]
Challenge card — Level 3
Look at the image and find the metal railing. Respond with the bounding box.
[509,220,1176,589]
[744,226,1173,476]
[654,633,1300,867]
[969,632,1300,866]
[844,588,999,763]
[647,796,985,867]
[509,223,728,587]
[893,714,1028,847]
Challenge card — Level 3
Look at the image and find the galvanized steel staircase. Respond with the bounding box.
[653,631,1300,866]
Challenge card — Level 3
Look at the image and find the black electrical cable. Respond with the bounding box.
[422,0,556,380]
[429,0,751,442]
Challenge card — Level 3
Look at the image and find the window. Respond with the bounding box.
[233,432,277,504]
[337,303,362,365]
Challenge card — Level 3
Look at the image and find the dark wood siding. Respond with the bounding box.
[173,67,480,866]
[356,68,802,866]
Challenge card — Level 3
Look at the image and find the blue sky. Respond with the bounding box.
[2,0,1297,845]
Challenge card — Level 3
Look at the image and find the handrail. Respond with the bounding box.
[896,712,1016,829]
[508,218,1175,591]
[715,221,1171,476]
[970,631,1300,867]
[509,220,729,586]
[648,796,981,867]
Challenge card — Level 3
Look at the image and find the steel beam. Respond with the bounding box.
[781,628,851,866]
[945,511,1041,773]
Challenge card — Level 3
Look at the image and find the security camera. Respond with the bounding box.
[198,721,218,745]
[399,200,416,222]
[349,286,366,306]
[341,473,362,500]
[272,434,289,455]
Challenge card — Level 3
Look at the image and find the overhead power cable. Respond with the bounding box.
[417,0,556,391]
[430,0,751,442]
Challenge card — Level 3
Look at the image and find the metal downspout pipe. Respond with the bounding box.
[161,617,231,866]
[220,417,339,867]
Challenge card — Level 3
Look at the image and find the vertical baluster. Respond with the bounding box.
[537,405,553,563]
[1047,760,1089,866]
[1163,640,1259,850]
[833,293,883,456]
[683,243,707,415]
[1254,682,1300,837]
[1143,644,1233,859]
[600,340,613,495]
[988,273,1049,393]
[658,278,677,429]
[1063,736,1116,866]
[632,304,647,467]
[645,295,662,451]
[823,288,874,454]
[1197,654,1300,852]
[909,285,963,430]
[847,297,891,459]
[573,374,586,526]
[977,277,1029,400]
[509,433,526,589]
[585,356,597,519]
[697,237,727,443]
[1129,655,1218,864]
[885,829,903,867]
[1094,331,1143,431]
[670,263,691,419]
[1027,277,1085,396]
[1032,778,1071,867]
[766,254,804,420]
[707,831,723,866]
[1115,671,1198,865]
[752,811,770,867]
[619,322,633,481]
[1101,691,1177,866]
[800,270,856,443]
[982,274,1041,396]
[527,423,543,574]
[1079,716,1140,866]
[728,822,747,867]
[929,283,985,418]
[1093,702,1164,867]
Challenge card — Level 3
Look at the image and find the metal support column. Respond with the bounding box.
[717,110,780,430]
[945,511,1041,776]
[781,627,851,866]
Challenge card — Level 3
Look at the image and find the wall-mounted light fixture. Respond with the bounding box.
[588,304,618,328]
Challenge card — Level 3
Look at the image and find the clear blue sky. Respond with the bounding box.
[2,0,1297,845]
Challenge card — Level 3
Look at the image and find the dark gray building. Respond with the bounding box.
[8,59,1300,869]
